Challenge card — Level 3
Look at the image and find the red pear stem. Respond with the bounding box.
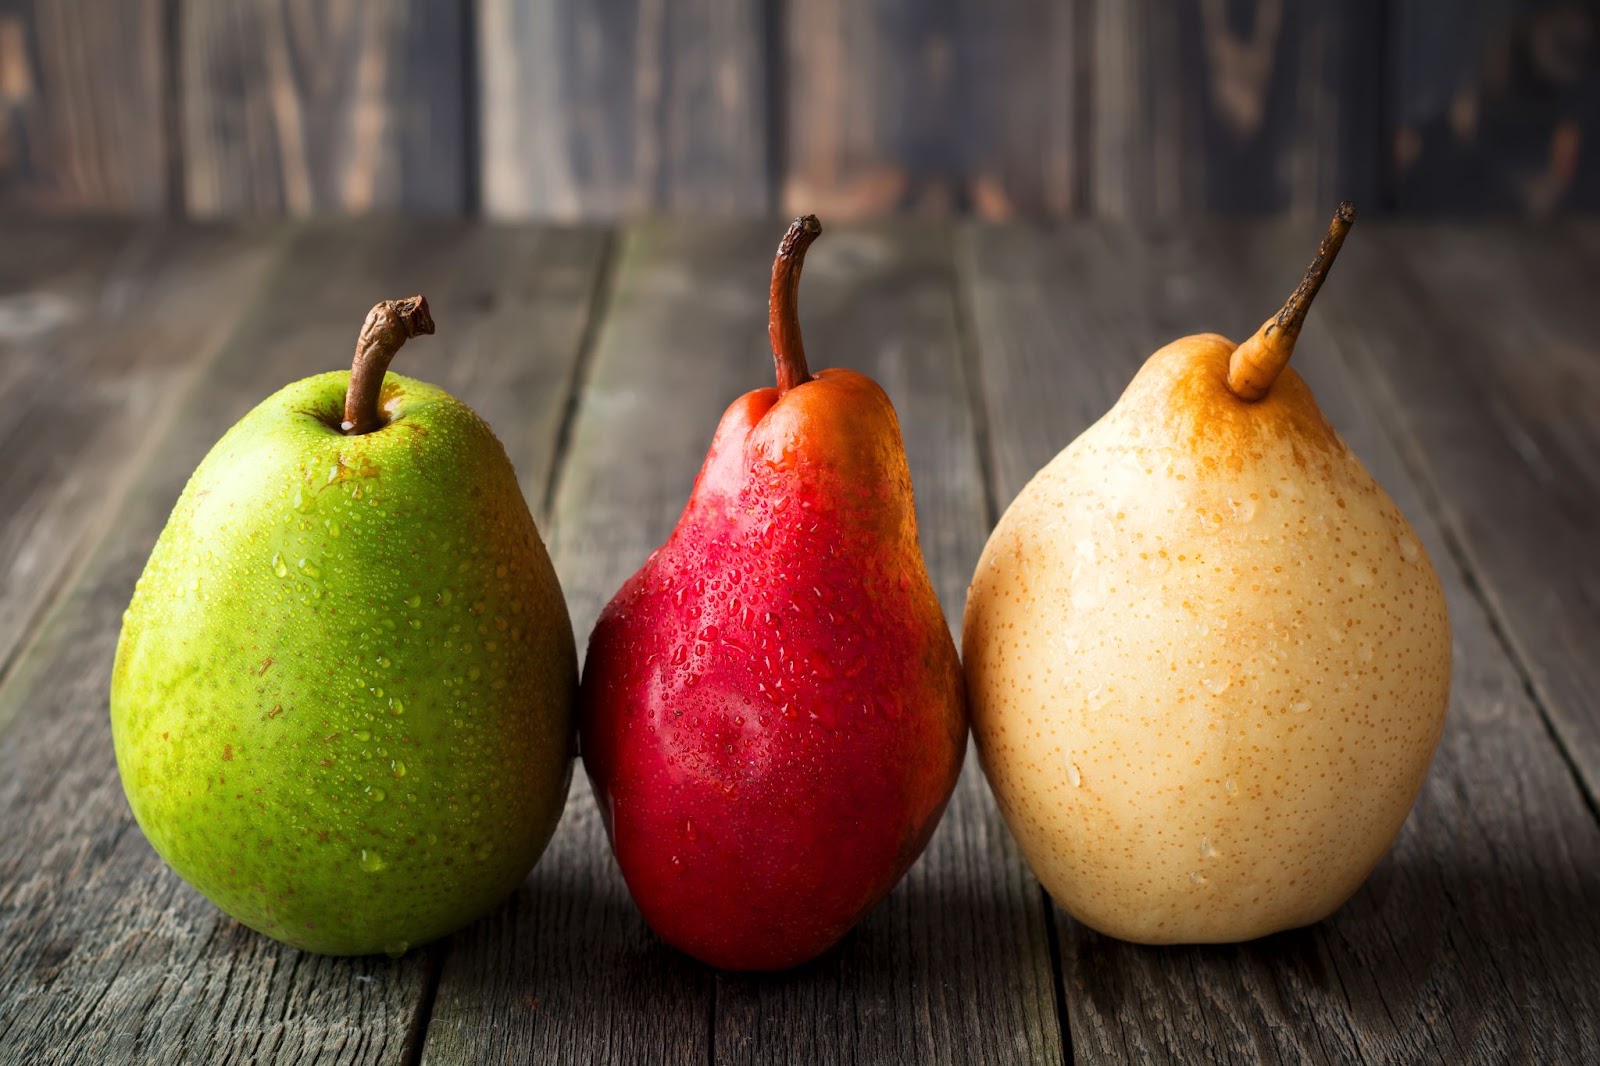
[1226,201,1356,402]
[769,215,822,395]
[342,295,435,434]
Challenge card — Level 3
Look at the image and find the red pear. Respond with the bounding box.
[580,217,967,971]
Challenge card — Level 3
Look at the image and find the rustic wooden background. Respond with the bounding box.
[1,0,1597,219]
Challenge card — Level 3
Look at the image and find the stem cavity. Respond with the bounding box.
[1226,202,1356,402]
[769,215,822,395]
[342,295,435,434]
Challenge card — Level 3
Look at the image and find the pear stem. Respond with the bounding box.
[769,215,822,394]
[342,295,435,434]
[1226,201,1356,402]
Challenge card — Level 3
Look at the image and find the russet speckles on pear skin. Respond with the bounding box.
[963,205,1452,944]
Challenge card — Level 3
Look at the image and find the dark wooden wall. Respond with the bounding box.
[1,0,1596,218]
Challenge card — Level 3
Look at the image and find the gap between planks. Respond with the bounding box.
[539,229,624,526]
[953,221,1075,1066]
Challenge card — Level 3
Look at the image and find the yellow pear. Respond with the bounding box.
[963,204,1451,944]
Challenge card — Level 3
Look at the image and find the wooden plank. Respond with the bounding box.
[782,0,1079,219]
[181,0,465,216]
[961,220,1600,1063]
[711,222,1062,1064]
[479,0,768,220]
[0,0,167,211]
[0,220,276,688]
[0,215,134,287]
[0,217,139,666]
[1088,0,1382,220]
[1389,1,1600,214]
[0,218,137,419]
[1313,225,1600,807]
[0,220,609,1065]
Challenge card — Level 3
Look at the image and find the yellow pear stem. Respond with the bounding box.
[343,295,436,434]
[1226,201,1356,402]
[769,215,822,395]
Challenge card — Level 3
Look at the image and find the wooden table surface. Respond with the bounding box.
[0,217,1597,1065]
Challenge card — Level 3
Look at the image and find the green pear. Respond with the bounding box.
[111,296,576,956]
[963,206,1452,943]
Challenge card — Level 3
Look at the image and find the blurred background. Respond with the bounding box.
[0,0,1596,220]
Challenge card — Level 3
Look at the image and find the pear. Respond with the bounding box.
[111,297,576,956]
[580,217,967,971]
[963,204,1451,944]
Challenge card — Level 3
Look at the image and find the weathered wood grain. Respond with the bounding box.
[711,222,1062,1065]
[960,220,1600,1063]
[0,0,167,211]
[479,0,769,220]
[1089,0,1383,219]
[0,220,275,689]
[181,0,465,215]
[0,217,136,415]
[1390,1,1600,214]
[782,0,1079,219]
[0,217,137,669]
[0,221,608,1065]
[0,215,135,285]
[1313,225,1600,808]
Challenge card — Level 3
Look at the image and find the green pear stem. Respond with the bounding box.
[770,215,822,394]
[1226,201,1355,402]
[343,295,435,434]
